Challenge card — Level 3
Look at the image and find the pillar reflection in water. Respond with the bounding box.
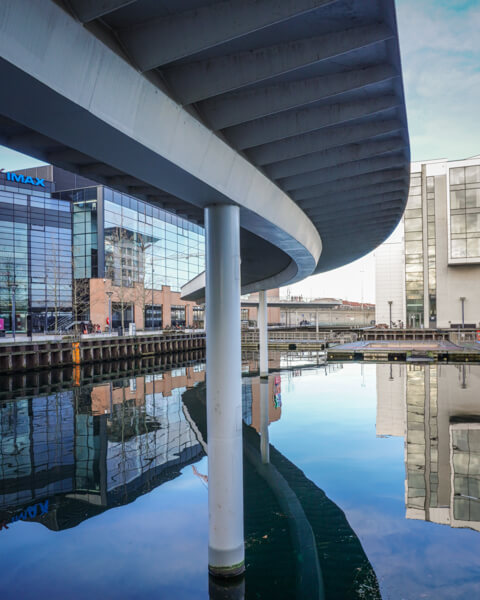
[259,380,270,464]
[209,574,245,600]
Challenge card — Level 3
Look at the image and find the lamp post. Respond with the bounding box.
[388,300,393,328]
[8,282,18,341]
[106,291,113,335]
[460,297,466,329]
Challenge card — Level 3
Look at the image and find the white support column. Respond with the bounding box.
[260,379,270,464]
[258,290,268,377]
[205,204,244,578]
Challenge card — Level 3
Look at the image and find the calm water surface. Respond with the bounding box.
[1,359,480,599]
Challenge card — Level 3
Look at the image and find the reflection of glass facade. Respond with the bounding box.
[0,175,72,333]
[0,367,206,521]
[449,165,480,261]
[451,425,480,523]
[377,363,480,531]
[404,172,424,327]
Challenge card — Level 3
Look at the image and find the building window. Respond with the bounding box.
[171,305,186,327]
[145,304,163,329]
[449,165,480,262]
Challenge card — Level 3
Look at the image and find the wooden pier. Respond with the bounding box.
[0,332,206,374]
[327,340,480,363]
[241,329,354,351]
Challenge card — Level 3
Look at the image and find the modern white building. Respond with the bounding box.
[375,156,480,328]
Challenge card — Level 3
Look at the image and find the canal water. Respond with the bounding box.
[1,357,480,599]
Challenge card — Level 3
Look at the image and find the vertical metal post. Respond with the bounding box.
[11,286,17,341]
[388,300,393,328]
[460,296,466,329]
[258,290,268,377]
[106,291,113,335]
[205,204,244,578]
[315,310,319,338]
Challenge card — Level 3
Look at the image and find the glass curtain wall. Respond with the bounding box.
[449,165,480,260]
[102,188,205,294]
[0,181,72,333]
[427,176,437,325]
[404,172,424,327]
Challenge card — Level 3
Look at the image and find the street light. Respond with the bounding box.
[388,300,393,328]
[460,297,466,330]
[106,291,113,335]
[7,282,18,341]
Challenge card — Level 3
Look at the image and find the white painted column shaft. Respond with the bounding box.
[258,290,268,377]
[205,205,244,577]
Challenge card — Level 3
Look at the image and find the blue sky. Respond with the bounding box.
[1,1,479,301]
[397,0,480,162]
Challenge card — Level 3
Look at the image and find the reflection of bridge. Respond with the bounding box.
[377,364,480,532]
[184,377,381,600]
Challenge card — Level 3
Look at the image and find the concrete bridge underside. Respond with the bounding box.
[0,0,409,291]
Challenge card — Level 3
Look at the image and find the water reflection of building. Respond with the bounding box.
[0,365,283,532]
[376,363,480,531]
[0,366,206,528]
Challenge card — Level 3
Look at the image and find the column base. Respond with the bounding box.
[208,561,245,578]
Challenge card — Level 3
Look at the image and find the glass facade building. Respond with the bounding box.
[0,165,205,334]
[55,183,205,329]
[376,156,480,329]
[63,185,205,292]
[0,172,72,333]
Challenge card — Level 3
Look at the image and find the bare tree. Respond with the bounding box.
[45,240,61,332]
[134,233,153,331]
[105,226,133,332]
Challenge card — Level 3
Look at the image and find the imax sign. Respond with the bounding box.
[0,168,45,187]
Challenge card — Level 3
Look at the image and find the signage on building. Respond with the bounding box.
[0,168,45,187]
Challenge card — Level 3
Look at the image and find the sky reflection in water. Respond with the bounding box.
[1,361,480,599]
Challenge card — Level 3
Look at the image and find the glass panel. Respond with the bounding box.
[466,165,480,184]
[451,190,465,209]
[452,239,466,258]
[405,218,423,232]
[450,167,465,185]
[466,189,480,208]
[451,215,466,234]
[466,213,480,233]
[467,237,480,257]
[405,241,423,254]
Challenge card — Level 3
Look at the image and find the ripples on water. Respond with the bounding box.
[1,355,480,599]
